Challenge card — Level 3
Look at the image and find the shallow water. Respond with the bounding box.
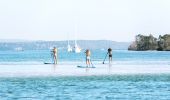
[0,50,170,65]
[0,75,170,100]
[0,50,170,100]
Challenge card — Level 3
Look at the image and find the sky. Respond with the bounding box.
[0,0,170,42]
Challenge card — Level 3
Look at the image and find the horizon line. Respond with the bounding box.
[0,39,131,43]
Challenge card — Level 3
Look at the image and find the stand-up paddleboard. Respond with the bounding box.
[77,65,96,68]
[44,62,54,64]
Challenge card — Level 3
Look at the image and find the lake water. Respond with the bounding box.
[0,49,170,100]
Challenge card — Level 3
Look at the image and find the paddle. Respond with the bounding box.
[51,51,54,63]
[102,53,108,64]
[44,52,54,64]
[90,59,94,67]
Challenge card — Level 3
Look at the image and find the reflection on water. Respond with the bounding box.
[85,68,89,74]
[52,64,57,73]
[107,63,112,74]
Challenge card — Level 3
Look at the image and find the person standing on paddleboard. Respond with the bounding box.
[52,47,57,64]
[85,49,91,67]
[108,48,112,64]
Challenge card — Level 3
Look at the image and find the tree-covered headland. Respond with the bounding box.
[128,34,170,51]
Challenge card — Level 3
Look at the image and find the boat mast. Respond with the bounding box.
[67,33,72,52]
[74,25,78,47]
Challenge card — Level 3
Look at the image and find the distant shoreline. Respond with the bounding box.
[0,40,130,50]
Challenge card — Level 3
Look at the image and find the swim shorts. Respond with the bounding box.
[86,56,90,60]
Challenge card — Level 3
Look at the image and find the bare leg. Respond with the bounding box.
[109,57,112,64]
[86,59,90,67]
[54,56,57,64]
[88,60,90,67]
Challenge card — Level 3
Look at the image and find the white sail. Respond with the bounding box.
[73,25,81,53]
[67,33,72,52]
[73,40,81,53]
[67,39,72,52]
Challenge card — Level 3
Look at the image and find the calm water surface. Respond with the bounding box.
[0,50,170,99]
[0,75,170,100]
[0,50,170,65]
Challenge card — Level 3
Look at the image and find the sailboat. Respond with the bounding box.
[73,40,81,53]
[67,39,72,52]
[73,25,81,53]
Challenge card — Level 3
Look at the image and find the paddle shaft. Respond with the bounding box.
[103,53,108,64]
[51,52,53,62]
[90,59,94,67]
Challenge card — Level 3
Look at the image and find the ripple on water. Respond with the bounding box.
[0,74,170,100]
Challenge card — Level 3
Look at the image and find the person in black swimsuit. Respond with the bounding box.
[108,48,112,63]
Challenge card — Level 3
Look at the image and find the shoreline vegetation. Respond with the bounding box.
[128,34,170,51]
